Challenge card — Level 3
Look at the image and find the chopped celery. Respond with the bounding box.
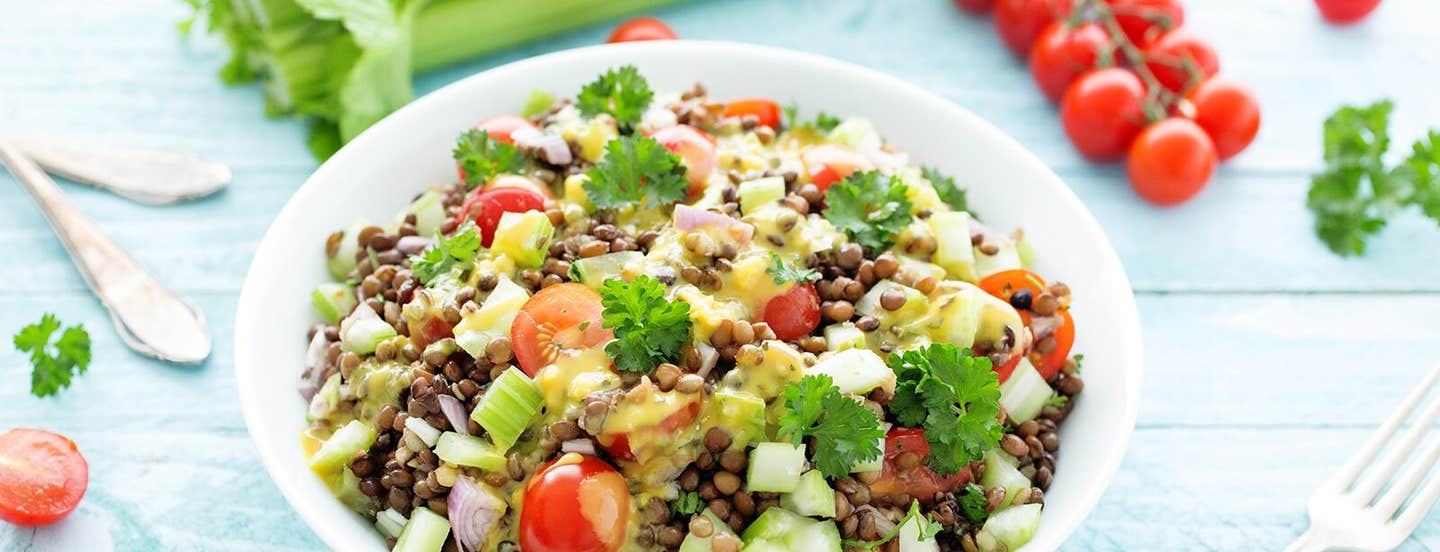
[309,420,376,473]
[453,276,529,357]
[780,470,836,518]
[393,506,451,552]
[981,449,1032,508]
[307,373,341,422]
[746,443,806,493]
[311,282,356,324]
[403,190,446,237]
[998,358,1054,424]
[979,503,1042,551]
[805,348,894,395]
[470,367,543,451]
[339,305,397,355]
[434,432,506,471]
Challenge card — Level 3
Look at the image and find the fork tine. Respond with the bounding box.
[1374,436,1440,519]
[1329,363,1440,491]
[1394,461,1440,535]
[1352,380,1440,502]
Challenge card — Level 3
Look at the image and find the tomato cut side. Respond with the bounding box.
[486,173,554,200]
[520,455,631,552]
[868,428,971,505]
[1024,309,1075,380]
[456,186,547,247]
[0,428,87,527]
[978,269,1047,303]
[800,145,874,192]
[722,98,782,129]
[649,124,716,197]
[762,284,821,342]
[511,283,612,376]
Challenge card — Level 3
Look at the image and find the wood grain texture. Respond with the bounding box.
[2,0,1440,549]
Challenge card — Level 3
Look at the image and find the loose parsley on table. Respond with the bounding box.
[583,135,690,209]
[577,65,653,132]
[823,170,914,252]
[599,275,692,374]
[410,221,482,285]
[922,165,970,214]
[14,314,91,398]
[452,129,524,189]
[776,374,884,479]
[887,343,1003,476]
[765,252,820,285]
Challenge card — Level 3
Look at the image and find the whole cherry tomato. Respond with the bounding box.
[1029,22,1114,103]
[0,428,87,527]
[511,283,613,376]
[762,284,821,342]
[1060,68,1147,160]
[1314,0,1383,24]
[1186,77,1261,160]
[953,0,997,13]
[993,0,1072,56]
[520,454,631,552]
[607,16,677,43]
[455,186,546,247]
[649,124,716,197]
[722,98,782,129]
[1127,117,1216,206]
[1106,0,1184,46]
[1142,29,1220,94]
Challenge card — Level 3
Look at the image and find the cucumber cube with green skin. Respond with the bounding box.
[705,388,767,451]
[780,470,837,518]
[931,285,985,349]
[403,190,447,237]
[805,348,895,396]
[569,251,643,288]
[999,358,1054,424]
[746,443,807,493]
[326,220,368,280]
[309,420,376,473]
[490,210,553,268]
[741,506,812,544]
[823,323,867,352]
[898,512,941,552]
[973,235,1022,279]
[453,276,529,357]
[393,506,452,552]
[980,503,1042,551]
[855,280,928,326]
[739,176,786,215]
[312,282,356,324]
[678,508,737,552]
[981,449,1032,508]
[929,211,978,282]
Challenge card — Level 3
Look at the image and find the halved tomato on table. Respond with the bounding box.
[511,283,614,376]
[868,428,971,505]
[520,454,631,552]
[0,428,87,527]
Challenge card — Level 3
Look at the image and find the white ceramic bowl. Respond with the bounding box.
[236,40,1142,551]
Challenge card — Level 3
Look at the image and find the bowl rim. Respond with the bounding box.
[236,39,1142,551]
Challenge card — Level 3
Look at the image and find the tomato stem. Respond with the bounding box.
[1077,0,1172,124]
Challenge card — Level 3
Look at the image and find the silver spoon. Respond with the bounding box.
[0,141,211,363]
[0,132,230,204]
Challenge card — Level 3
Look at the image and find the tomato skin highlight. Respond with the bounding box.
[800,145,874,193]
[762,284,822,342]
[1142,29,1220,94]
[1029,22,1113,103]
[1127,118,1217,206]
[1314,0,1383,24]
[0,429,88,527]
[868,428,972,505]
[1060,68,1147,160]
[993,0,1072,56]
[511,283,612,376]
[607,16,678,43]
[455,186,546,247]
[1106,0,1184,46]
[1187,77,1261,161]
[722,98,782,129]
[649,124,716,197]
[520,455,631,552]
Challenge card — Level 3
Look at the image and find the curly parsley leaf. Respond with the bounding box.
[410,221,482,285]
[784,102,842,133]
[670,491,704,517]
[922,166,969,214]
[842,500,942,549]
[888,344,1003,475]
[453,130,525,190]
[958,483,989,524]
[765,252,820,285]
[584,136,690,210]
[777,374,885,478]
[577,65,653,131]
[14,314,91,398]
[823,170,914,252]
[600,275,692,373]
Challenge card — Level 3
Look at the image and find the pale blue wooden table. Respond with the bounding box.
[3,0,1440,550]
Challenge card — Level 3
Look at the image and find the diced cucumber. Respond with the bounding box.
[851,433,886,474]
[746,442,807,493]
[470,367,543,451]
[490,210,553,269]
[326,220,367,280]
[392,506,451,552]
[897,255,947,284]
[780,518,842,552]
[929,211,978,282]
[780,469,836,518]
[981,449,1032,508]
[307,373,342,422]
[522,89,556,118]
[805,348,895,396]
[741,506,811,544]
[564,174,593,211]
[312,283,357,324]
[434,432,506,471]
[898,512,941,552]
[828,117,881,151]
[453,276,530,358]
[822,323,867,352]
[309,420,376,473]
[855,280,928,323]
[569,251,642,288]
[678,508,737,552]
[703,388,767,451]
[973,236,1022,279]
[979,503,1042,551]
[931,285,985,349]
[1016,236,1037,268]
[741,541,790,552]
[999,358,1054,424]
[403,190,446,237]
[739,176,786,215]
[339,305,397,355]
[375,508,408,539]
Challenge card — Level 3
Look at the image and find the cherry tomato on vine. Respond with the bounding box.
[1142,29,1220,94]
[1106,0,1184,46]
[993,0,1072,56]
[953,0,997,13]
[607,16,677,43]
[1127,118,1216,206]
[722,98,782,129]
[1029,22,1113,103]
[455,186,546,247]
[1314,0,1383,24]
[1060,67,1147,160]
[1186,77,1261,160]
[0,428,87,527]
[762,284,821,341]
[520,455,631,552]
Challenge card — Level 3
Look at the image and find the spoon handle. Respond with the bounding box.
[0,141,211,363]
[0,132,231,205]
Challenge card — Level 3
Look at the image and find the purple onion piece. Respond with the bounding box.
[299,330,327,400]
[448,476,506,552]
[560,439,597,456]
[438,394,471,435]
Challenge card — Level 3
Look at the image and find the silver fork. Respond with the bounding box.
[1288,362,1440,551]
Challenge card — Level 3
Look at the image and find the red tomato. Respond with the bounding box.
[1315,0,1383,24]
[1142,29,1220,94]
[474,114,536,144]
[1106,0,1184,46]
[1186,77,1261,161]
[600,402,700,462]
[1060,68,1147,160]
[485,173,554,200]
[800,145,874,192]
[606,16,678,43]
[650,125,716,197]
[762,284,821,342]
[455,186,546,247]
[953,0,996,13]
[1127,118,1217,206]
[993,0,1072,56]
[520,455,631,552]
[868,429,972,505]
[1021,309,1076,380]
[0,429,87,527]
[511,283,614,376]
[978,269,1047,304]
[1029,22,1113,103]
[722,98,782,129]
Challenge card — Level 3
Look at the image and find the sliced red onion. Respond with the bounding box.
[511,127,572,165]
[298,330,327,401]
[396,235,435,254]
[438,394,471,435]
[1028,314,1061,342]
[561,438,597,456]
[673,204,754,244]
[448,476,507,552]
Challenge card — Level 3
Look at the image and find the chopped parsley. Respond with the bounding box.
[599,275,692,374]
[823,170,914,252]
[777,374,884,479]
[784,102,842,133]
[922,166,969,214]
[887,344,1003,475]
[577,65,653,131]
[670,491,704,517]
[452,130,524,189]
[842,500,942,549]
[1072,353,1085,374]
[584,136,690,209]
[14,314,91,398]
[958,483,990,524]
[1044,395,1070,408]
[765,252,820,285]
[410,222,482,285]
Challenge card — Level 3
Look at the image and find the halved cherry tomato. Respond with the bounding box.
[979,269,1048,304]
[1060,67,1147,160]
[1106,0,1184,46]
[953,0,996,13]
[1186,77,1261,161]
[800,144,874,192]
[1142,29,1220,94]
[486,173,554,200]
[520,454,631,552]
[606,16,678,43]
[722,98,782,129]
[649,124,716,197]
[1021,309,1075,380]
[600,402,700,462]
[0,429,87,527]
[993,0,1072,56]
[455,186,546,247]
[1127,117,1216,206]
[455,115,539,181]
[868,428,971,505]
[1315,0,1383,24]
[511,283,613,376]
[762,284,821,342]
[1029,22,1113,103]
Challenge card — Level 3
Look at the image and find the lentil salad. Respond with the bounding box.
[299,66,1085,552]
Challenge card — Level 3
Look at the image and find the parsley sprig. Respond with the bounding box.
[823,170,914,252]
[765,252,820,285]
[453,130,525,189]
[887,344,1003,475]
[577,65,653,131]
[410,222,482,285]
[670,491,704,517]
[958,482,990,524]
[14,314,91,398]
[776,374,885,479]
[842,500,943,550]
[784,103,842,133]
[599,276,692,374]
[922,166,969,214]
[584,136,690,209]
